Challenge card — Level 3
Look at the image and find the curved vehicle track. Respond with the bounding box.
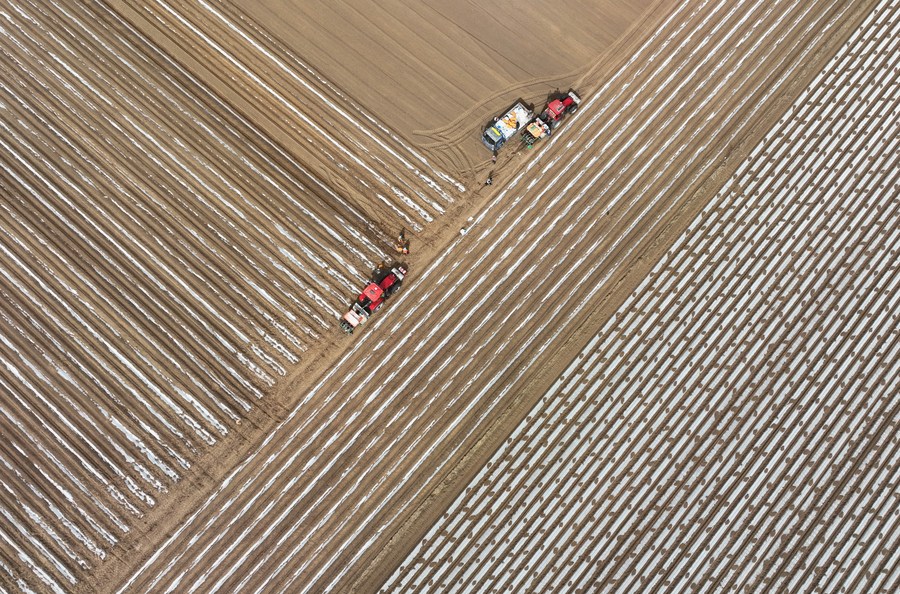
[107,0,462,233]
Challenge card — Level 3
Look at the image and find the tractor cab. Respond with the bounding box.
[546,99,566,120]
[359,283,385,311]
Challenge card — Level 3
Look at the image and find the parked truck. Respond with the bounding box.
[482,101,534,152]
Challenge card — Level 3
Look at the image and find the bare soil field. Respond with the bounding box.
[0,0,892,592]
[233,0,655,171]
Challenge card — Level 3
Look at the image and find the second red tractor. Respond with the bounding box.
[522,90,581,148]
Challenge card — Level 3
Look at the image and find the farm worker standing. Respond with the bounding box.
[394,228,410,254]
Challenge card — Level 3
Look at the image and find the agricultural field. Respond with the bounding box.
[0,0,896,593]
[385,1,900,590]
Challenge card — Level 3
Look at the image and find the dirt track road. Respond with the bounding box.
[0,0,888,592]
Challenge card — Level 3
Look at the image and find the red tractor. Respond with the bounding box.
[522,90,581,148]
[340,262,407,333]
